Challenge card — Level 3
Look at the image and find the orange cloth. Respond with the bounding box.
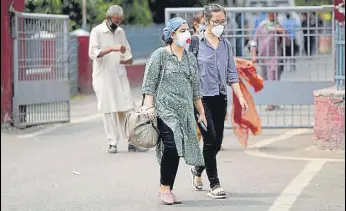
[197,127,202,141]
[232,58,263,148]
[196,58,263,148]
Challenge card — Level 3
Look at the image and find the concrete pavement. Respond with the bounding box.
[1,94,345,211]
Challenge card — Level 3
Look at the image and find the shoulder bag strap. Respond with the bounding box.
[156,49,167,98]
[189,35,200,57]
[141,48,167,106]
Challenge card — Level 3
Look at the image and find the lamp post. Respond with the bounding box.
[82,0,87,30]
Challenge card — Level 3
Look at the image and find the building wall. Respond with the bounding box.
[1,0,25,124]
[314,89,345,150]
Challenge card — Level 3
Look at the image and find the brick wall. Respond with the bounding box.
[314,88,345,150]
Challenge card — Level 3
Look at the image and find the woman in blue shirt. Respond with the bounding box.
[189,4,248,199]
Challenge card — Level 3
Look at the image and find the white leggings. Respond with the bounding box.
[102,110,132,146]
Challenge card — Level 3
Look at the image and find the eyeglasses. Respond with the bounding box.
[210,20,227,26]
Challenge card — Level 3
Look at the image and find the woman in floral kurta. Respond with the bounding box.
[141,17,206,205]
[143,48,204,167]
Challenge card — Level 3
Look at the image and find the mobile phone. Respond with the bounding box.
[196,114,207,132]
[199,121,208,132]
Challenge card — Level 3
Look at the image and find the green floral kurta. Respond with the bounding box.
[142,47,204,166]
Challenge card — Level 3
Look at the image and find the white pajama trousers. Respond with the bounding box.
[102,110,132,146]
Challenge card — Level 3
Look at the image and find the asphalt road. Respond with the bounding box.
[1,96,344,211]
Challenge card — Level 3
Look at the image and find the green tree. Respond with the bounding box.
[25,0,153,31]
[123,0,153,24]
[25,0,63,14]
[296,0,333,6]
[87,0,153,28]
[149,0,207,23]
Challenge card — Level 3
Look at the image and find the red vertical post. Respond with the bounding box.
[1,0,25,125]
[71,29,93,94]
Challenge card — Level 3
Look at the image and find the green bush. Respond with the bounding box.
[25,0,153,31]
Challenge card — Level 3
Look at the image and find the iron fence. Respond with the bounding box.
[335,23,345,90]
[68,36,79,95]
[122,24,165,60]
[89,24,165,60]
[165,6,335,128]
[11,12,70,128]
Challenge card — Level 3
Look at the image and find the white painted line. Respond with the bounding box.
[268,160,327,211]
[246,149,345,163]
[70,114,102,124]
[16,100,142,139]
[247,129,311,149]
[304,145,316,151]
[17,124,63,139]
[69,103,96,110]
[305,146,345,154]
[245,129,345,162]
[17,114,102,139]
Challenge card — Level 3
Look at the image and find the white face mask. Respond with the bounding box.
[198,24,206,34]
[175,31,191,47]
[211,25,224,37]
[265,20,276,31]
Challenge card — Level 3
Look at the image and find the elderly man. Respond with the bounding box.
[89,5,144,153]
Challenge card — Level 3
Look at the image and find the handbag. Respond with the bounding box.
[124,49,166,149]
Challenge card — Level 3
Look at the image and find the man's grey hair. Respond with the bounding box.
[203,3,226,22]
[106,5,124,17]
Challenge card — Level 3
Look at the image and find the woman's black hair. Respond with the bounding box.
[162,35,173,45]
[204,4,226,23]
[192,12,204,33]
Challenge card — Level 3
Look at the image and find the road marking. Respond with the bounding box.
[247,129,311,149]
[245,129,345,162]
[246,149,345,163]
[305,145,316,151]
[268,160,327,211]
[70,114,102,124]
[17,114,102,139]
[16,100,142,139]
[305,145,345,154]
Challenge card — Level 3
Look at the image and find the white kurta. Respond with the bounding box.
[89,22,134,113]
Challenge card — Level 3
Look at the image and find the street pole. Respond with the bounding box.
[82,0,87,30]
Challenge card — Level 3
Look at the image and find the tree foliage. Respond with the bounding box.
[25,0,153,31]
[148,0,229,23]
[296,0,333,6]
[25,0,63,14]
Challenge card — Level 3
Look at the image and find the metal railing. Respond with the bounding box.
[11,12,70,128]
[123,24,165,60]
[335,23,345,90]
[165,6,335,128]
[68,36,79,95]
[89,24,165,60]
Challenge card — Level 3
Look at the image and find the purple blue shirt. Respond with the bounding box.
[197,36,239,96]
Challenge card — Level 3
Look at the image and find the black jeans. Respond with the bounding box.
[158,118,180,190]
[194,94,227,189]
